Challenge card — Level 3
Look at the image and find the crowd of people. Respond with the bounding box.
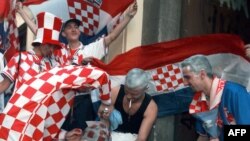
[0,0,250,141]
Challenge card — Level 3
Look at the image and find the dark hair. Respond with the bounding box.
[62,19,81,30]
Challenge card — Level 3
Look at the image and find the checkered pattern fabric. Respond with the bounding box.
[2,51,59,90]
[150,64,184,92]
[0,65,111,141]
[189,92,208,113]
[32,12,63,47]
[81,121,109,141]
[8,10,19,52]
[3,9,20,62]
[67,0,99,35]
[189,77,225,114]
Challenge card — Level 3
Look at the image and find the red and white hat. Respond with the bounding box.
[32,12,63,48]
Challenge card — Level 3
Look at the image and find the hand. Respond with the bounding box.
[65,128,82,141]
[15,2,24,14]
[210,138,219,141]
[245,44,250,59]
[98,103,113,120]
[126,0,138,18]
[81,57,93,65]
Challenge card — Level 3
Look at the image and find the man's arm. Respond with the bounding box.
[97,85,120,121]
[16,2,37,34]
[0,76,12,94]
[136,99,158,141]
[104,1,138,46]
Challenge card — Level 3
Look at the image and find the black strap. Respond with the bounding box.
[17,51,21,73]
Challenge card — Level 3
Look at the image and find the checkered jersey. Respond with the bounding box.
[54,38,105,65]
[0,65,111,141]
[2,51,59,90]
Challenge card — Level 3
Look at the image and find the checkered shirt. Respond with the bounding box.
[0,65,111,141]
[2,50,59,90]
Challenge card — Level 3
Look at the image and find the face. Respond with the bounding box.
[246,47,250,59]
[182,67,203,92]
[62,22,80,42]
[124,86,145,103]
[41,44,56,57]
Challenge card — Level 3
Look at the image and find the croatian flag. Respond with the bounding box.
[24,0,134,45]
[0,65,111,140]
[90,33,250,117]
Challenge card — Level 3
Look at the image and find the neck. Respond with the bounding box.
[203,77,213,97]
[68,40,81,50]
[33,47,42,56]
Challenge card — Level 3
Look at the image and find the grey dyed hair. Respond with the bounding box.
[125,68,149,89]
[180,55,213,78]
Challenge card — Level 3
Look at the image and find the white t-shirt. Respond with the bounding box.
[54,38,106,65]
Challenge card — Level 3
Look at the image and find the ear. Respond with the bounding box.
[62,31,66,37]
[200,69,207,79]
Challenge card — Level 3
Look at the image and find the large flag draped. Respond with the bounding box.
[90,33,250,116]
[0,65,111,140]
[24,0,134,45]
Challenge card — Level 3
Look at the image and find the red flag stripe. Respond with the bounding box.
[91,34,247,75]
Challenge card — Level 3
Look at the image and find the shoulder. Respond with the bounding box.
[222,81,249,97]
[224,81,247,92]
[85,38,104,47]
[111,85,122,104]
[145,98,158,115]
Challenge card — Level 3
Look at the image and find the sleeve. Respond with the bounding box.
[83,38,106,60]
[54,129,67,140]
[97,71,111,105]
[195,119,208,136]
[1,53,20,82]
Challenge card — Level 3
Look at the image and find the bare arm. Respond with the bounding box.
[136,99,158,141]
[245,44,250,59]
[0,76,12,94]
[97,85,120,119]
[16,2,37,34]
[104,1,138,46]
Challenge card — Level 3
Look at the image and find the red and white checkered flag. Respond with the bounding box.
[26,0,134,36]
[150,64,185,92]
[67,0,99,35]
[0,65,111,141]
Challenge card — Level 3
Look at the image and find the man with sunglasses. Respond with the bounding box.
[181,54,250,141]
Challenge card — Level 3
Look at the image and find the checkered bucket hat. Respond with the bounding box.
[32,12,63,48]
